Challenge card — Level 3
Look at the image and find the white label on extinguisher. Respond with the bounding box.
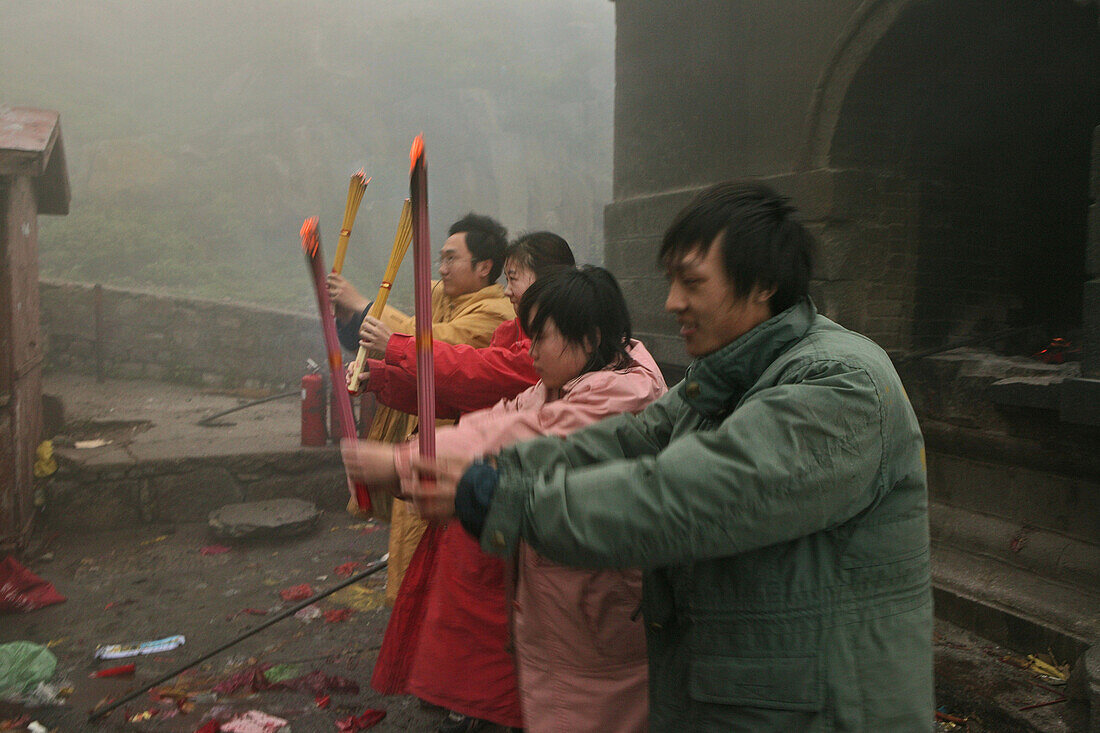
[302,388,307,400]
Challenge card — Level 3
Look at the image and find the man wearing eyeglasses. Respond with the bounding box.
[327,212,513,604]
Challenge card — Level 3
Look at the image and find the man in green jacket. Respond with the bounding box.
[344,182,933,731]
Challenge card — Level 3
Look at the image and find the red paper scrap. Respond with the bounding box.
[227,607,269,621]
[279,584,314,602]
[194,721,221,733]
[91,663,135,678]
[200,545,231,556]
[334,562,361,578]
[0,555,66,612]
[315,694,331,708]
[212,664,273,695]
[323,608,353,624]
[336,708,386,732]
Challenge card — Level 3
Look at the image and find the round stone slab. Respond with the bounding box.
[208,498,321,539]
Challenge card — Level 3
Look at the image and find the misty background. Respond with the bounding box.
[0,0,614,312]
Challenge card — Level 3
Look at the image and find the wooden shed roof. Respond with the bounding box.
[0,106,70,215]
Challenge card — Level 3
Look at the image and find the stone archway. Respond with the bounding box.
[800,0,1099,352]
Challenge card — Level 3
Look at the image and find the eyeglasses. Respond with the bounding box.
[436,253,476,268]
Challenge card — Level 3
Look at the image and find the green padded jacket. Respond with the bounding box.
[481,299,933,732]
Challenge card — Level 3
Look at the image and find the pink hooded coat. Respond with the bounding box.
[398,340,666,732]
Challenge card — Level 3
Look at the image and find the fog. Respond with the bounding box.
[0,0,614,312]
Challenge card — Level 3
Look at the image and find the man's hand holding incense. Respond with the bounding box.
[403,454,472,521]
[326,273,370,321]
[358,316,393,356]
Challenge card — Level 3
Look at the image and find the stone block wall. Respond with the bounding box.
[39,280,326,389]
[43,448,348,531]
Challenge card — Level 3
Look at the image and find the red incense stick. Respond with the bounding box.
[301,217,371,512]
[409,136,436,465]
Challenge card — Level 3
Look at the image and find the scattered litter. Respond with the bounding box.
[141,535,170,546]
[213,664,272,695]
[335,708,386,731]
[334,562,361,578]
[194,721,221,733]
[128,709,158,723]
[323,609,352,624]
[0,556,67,612]
[0,715,30,730]
[278,670,358,696]
[0,642,57,699]
[26,723,47,733]
[74,438,112,449]
[94,634,185,660]
[1026,654,1069,682]
[26,681,69,706]
[227,607,269,621]
[279,584,314,602]
[935,708,967,726]
[315,694,330,708]
[90,663,135,678]
[328,584,386,613]
[33,441,57,478]
[294,605,322,623]
[212,663,358,697]
[201,545,232,556]
[260,664,299,684]
[221,710,289,733]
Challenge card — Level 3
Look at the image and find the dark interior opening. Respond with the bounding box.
[830,0,1099,355]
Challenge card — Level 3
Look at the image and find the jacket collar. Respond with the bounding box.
[680,298,816,418]
[448,282,506,310]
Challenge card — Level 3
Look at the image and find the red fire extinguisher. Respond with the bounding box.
[301,372,327,447]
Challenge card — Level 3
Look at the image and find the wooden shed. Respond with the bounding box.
[0,105,69,551]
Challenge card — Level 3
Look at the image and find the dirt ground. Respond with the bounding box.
[0,513,464,732]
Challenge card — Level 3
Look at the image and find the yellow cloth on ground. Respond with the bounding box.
[346,281,513,604]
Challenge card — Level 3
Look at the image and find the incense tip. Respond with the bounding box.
[409,135,424,173]
[364,176,372,186]
[300,216,320,257]
[353,167,365,180]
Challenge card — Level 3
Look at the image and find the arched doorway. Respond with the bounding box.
[821,0,1099,352]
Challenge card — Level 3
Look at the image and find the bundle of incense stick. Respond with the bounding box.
[300,217,372,512]
[409,136,436,472]
[347,198,413,392]
[331,169,370,275]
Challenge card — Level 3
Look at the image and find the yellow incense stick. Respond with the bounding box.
[332,169,370,274]
[348,199,413,392]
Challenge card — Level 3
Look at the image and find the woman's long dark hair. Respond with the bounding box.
[518,265,634,373]
[504,231,575,277]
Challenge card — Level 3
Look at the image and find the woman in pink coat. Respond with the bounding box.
[345,266,666,733]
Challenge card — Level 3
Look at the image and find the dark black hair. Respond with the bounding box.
[504,231,575,278]
[518,265,633,374]
[659,181,815,314]
[449,213,508,283]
